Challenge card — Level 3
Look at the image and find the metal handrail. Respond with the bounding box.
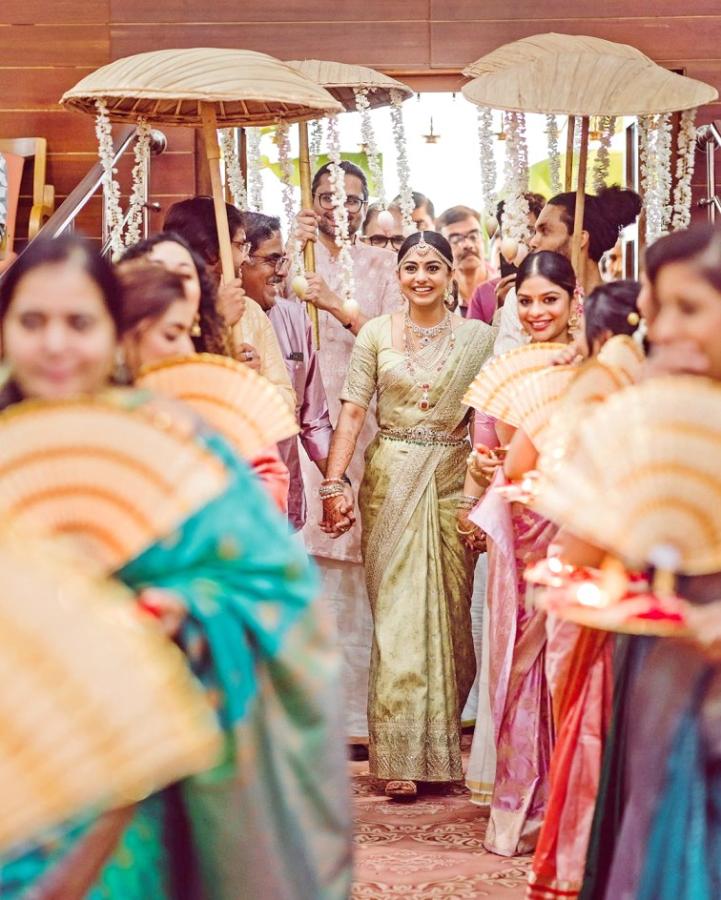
[32,126,167,250]
[696,122,721,222]
[36,125,137,241]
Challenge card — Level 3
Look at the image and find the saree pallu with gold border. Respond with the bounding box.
[0,399,352,900]
[471,472,556,856]
[527,624,613,899]
[341,315,495,782]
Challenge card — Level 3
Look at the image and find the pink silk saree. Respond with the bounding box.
[527,623,613,898]
[471,471,555,857]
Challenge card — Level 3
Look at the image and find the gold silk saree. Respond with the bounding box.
[341,315,495,782]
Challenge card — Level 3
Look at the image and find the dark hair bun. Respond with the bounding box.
[596,185,642,231]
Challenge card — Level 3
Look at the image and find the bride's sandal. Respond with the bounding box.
[384,780,418,802]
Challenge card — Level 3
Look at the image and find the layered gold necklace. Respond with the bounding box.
[403,311,457,411]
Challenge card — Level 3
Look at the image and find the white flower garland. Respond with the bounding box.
[0,152,7,247]
[355,88,386,207]
[671,108,697,231]
[276,121,304,277]
[246,127,264,212]
[124,118,151,248]
[545,114,562,196]
[326,114,357,313]
[94,99,125,259]
[477,106,497,218]
[640,114,673,243]
[276,122,296,234]
[309,118,324,173]
[220,128,247,210]
[390,90,413,229]
[501,111,531,247]
[593,116,616,194]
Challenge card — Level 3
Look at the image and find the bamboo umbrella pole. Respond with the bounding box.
[298,120,320,347]
[239,127,248,184]
[571,116,590,284]
[200,101,244,342]
[564,115,576,191]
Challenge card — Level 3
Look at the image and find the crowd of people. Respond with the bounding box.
[0,153,720,900]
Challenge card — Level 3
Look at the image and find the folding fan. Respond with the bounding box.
[0,398,228,572]
[462,342,568,424]
[136,353,299,459]
[534,376,721,574]
[0,533,221,853]
[596,334,645,383]
[536,359,633,462]
[503,364,577,442]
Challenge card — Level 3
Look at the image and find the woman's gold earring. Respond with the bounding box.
[191,314,201,338]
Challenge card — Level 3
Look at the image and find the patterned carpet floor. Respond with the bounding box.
[350,752,530,898]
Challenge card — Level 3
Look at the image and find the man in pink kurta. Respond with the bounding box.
[296,161,402,742]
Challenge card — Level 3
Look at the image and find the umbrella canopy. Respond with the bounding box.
[285,59,413,110]
[61,47,343,125]
[462,33,717,116]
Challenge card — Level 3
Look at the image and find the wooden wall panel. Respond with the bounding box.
[431,1,721,20]
[2,1,109,24]
[0,26,108,66]
[430,18,721,68]
[3,2,721,242]
[110,0,430,23]
[110,22,430,68]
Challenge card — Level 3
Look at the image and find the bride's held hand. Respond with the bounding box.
[456,508,486,552]
[321,494,355,538]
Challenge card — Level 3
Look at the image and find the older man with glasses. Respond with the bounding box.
[240,211,347,538]
[437,205,495,316]
[294,160,401,757]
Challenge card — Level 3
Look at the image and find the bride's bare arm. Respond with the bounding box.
[326,401,366,479]
[321,401,367,536]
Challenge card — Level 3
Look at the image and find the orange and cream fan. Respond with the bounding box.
[463,342,569,424]
[136,353,299,459]
[0,398,229,572]
[0,532,221,852]
[530,376,721,635]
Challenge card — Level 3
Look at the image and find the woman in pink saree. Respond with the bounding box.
[460,251,576,856]
[528,280,642,899]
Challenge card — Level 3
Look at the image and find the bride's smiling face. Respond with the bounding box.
[398,251,452,312]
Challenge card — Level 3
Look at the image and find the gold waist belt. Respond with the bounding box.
[380,426,468,447]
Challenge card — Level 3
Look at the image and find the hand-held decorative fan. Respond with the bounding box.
[503,364,578,442]
[462,342,568,424]
[0,397,228,571]
[596,334,645,383]
[0,533,221,853]
[136,353,299,459]
[534,376,721,576]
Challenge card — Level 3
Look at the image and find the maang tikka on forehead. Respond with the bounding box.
[398,231,452,269]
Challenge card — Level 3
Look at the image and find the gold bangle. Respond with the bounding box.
[456,524,476,536]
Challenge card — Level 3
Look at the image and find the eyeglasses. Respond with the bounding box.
[246,253,289,272]
[231,239,252,259]
[315,192,367,213]
[447,229,482,246]
[362,234,405,251]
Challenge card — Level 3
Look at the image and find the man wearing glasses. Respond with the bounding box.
[360,202,405,252]
[240,211,345,538]
[437,205,494,315]
[294,161,402,755]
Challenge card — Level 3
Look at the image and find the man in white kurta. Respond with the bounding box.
[295,161,401,742]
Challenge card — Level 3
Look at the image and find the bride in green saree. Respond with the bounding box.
[321,231,495,800]
[0,236,352,899]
